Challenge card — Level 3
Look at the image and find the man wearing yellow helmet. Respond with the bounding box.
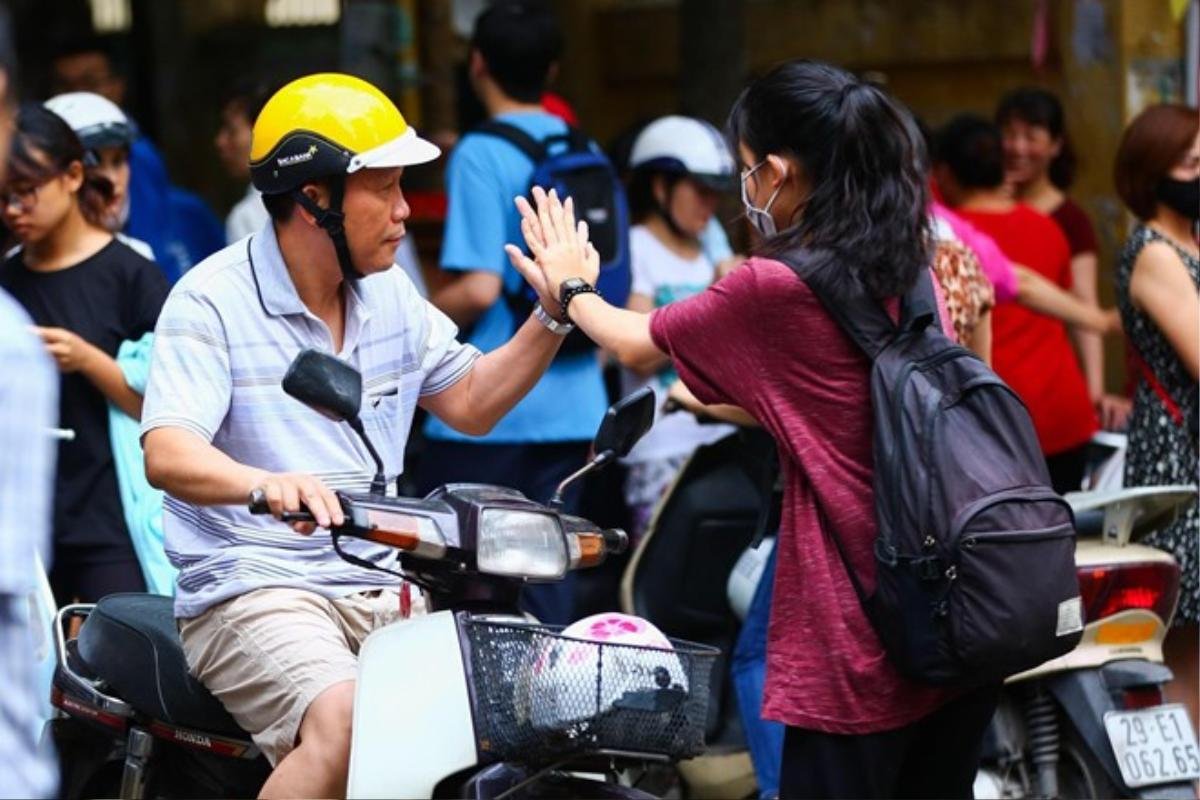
[139,73,581,797]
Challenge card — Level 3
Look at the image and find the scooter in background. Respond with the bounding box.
[620,427,779,799]
[974,483,1199,800]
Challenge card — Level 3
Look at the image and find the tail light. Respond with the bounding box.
[1122,685,1165,710]
[1077,561,1180,625]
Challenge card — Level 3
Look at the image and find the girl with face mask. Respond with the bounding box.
[506,60,995,800]
[1113,103,1200,730]
[0,105,168,606]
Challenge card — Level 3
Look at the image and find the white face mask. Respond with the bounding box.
[740,159,784,237]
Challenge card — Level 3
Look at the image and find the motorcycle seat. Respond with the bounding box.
[76,593,248,739]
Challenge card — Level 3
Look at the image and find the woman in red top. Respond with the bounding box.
[935,114,1098,492]
[504,60,996,800]
[997,87,1131,430]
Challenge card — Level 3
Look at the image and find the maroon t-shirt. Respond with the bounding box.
[649,258,951,733]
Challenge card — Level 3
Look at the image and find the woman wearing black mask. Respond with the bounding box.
[1113,103,1199,729]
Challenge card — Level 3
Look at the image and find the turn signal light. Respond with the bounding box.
[362,528,419,550]
[359,508,446,558]
[570,532,606,568]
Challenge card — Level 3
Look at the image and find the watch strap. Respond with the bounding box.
[533,302,574,335]
[560,281,598,321]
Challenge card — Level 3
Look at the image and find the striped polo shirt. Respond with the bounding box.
[141,224,480,618]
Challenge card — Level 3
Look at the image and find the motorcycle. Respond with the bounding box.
[974,482,1199,800]
[625,412,1200,800]
[46,349,720,799]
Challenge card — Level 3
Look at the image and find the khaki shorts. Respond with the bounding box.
[179,586,423,766]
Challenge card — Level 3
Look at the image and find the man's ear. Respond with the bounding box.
[295,182,331,226]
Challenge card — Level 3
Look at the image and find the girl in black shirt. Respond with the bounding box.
[0,104,168,604]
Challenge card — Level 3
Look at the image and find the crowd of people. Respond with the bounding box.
[1,1,1196,798]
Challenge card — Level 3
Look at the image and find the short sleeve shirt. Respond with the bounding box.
[426,111,607,444]
[957,204,1098,454]
[930,239,995,346]
[141,223,480,618]
[1050,198,1099,258]
[650,259,950,734]
[0,240,168,555]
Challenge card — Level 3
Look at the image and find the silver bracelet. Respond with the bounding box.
[533,303,575,336]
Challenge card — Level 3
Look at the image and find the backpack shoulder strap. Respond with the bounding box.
[776,249,897,360]
[528,125,594,157]
[473,120,547,164]
[900,268,939,334]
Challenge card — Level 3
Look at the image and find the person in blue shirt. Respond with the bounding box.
[423,0,606,624]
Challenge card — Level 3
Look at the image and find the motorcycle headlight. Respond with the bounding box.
[477,509,568,579]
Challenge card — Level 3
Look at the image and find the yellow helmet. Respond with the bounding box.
[249,72,439,195]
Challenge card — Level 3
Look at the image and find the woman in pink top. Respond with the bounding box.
[505,60,997,799]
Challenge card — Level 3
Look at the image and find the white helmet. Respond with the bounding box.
[44,92,135,154]
[628,115,735,189]
[520,613,688,731]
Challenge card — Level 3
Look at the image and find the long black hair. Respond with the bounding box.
[727,60,930,299]
[9,103,113,227]
[995,87,1077,190]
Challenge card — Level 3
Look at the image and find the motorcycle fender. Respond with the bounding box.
[1045,661,1174,793]
[347,610,477,799]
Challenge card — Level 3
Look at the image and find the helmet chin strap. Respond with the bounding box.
[292,174,363,281]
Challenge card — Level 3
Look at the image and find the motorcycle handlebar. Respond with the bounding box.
[602,528,628,555]
[247,488,317,524]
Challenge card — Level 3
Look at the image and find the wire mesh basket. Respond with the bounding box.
[461,616,719,765]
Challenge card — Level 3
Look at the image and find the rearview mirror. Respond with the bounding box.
[282,349,363,423]
[593,387,656,459]
[548,387,657,509]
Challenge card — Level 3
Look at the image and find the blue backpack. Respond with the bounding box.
[475,121,631,354]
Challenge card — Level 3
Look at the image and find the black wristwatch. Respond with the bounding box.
[558,277,598,321]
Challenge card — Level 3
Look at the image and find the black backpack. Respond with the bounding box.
[780,249,1083,687]
[474,121,631,354]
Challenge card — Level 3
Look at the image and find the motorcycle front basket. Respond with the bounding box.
[460,617,718,765]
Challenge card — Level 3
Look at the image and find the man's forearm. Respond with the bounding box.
[144,427,268,506]
[455,314,565,432]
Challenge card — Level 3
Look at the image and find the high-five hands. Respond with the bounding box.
[504,186,600,321]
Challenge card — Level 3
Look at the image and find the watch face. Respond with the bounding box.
[559,277,584,301]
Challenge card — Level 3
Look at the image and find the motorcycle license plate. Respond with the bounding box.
[1104,704,1200,788]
